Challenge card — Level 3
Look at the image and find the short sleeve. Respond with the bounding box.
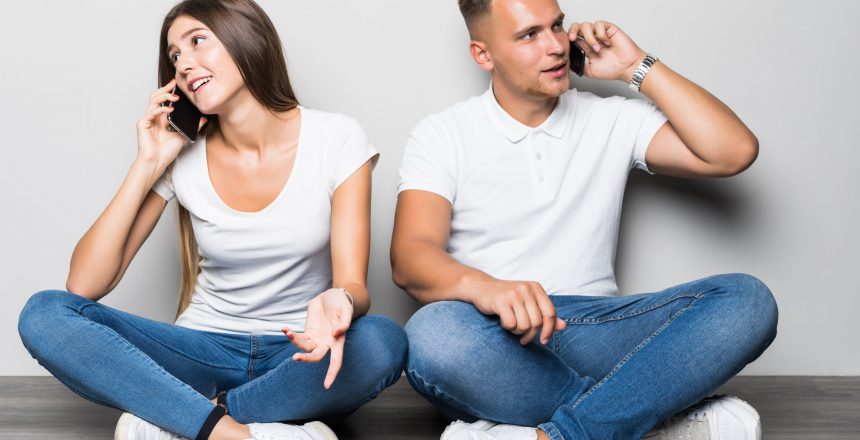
[397,118,458,204]
[623,98,668,174]
[330,116,380,192]
[151,164,175,202]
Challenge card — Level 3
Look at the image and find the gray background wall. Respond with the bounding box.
[1,0,857,376]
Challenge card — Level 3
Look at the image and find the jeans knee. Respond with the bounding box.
[404,301,487,388]
[718,273,779,350]
[18,290,80,355]
[352,314,408,377]
[406,301,468,360]
[19,291,73,338]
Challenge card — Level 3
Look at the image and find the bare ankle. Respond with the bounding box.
[536,428,550,440]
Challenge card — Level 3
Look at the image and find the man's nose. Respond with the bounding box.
[545,33,566,56]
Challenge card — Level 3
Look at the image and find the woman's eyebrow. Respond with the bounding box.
[167,27,209,52]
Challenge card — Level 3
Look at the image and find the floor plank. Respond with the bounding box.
[1,376,857,439]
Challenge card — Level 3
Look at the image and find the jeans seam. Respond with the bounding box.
[77,302,243,372]
[564,292,704,411]
[561,292,702,324]
[70,305,208,401]
[248,336,258,380]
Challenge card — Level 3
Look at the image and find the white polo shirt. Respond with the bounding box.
[398,85,667,297]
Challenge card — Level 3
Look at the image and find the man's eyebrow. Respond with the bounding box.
[167,27,209,52]
[513,13,566,36]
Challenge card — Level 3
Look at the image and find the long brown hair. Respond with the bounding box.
[157,0,300,317]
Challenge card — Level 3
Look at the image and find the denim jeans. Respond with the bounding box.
[18,290,408,440]
[405,273,778,440]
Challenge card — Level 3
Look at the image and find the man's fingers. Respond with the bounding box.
[568,22,581,41]
[511,301,531,335]
[518,295,542,345]
[531,285,558,344]
[524,297,543,331]
[498,306,517,332]
[539,315,556,344]
[519,327,539,345]
[595,21,611,46]
[579,22,601,53]
[324,338,345,389]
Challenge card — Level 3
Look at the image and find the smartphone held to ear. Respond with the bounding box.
[164,86,202,143]
[569,41,586,77]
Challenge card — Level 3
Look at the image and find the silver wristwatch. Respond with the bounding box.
[628,54,659,92]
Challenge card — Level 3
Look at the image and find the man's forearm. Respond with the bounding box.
[392,239,491,305]
[638,60,758,171]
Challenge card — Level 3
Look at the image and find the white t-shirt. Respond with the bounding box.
[398,86,667,297]
[153,107,378,334]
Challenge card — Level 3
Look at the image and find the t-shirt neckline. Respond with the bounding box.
[202,105,305,216]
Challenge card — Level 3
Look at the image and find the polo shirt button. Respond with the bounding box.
[539,176,545,183]
[537,153,543,160]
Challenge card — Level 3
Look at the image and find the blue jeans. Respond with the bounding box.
[405,273,778,440]
[18,290,407,440]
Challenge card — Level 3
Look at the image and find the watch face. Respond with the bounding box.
[569,42,586,76]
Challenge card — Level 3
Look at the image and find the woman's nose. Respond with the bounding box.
[174,55,197,74]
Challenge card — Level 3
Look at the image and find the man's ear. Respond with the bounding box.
[469,40,493,73]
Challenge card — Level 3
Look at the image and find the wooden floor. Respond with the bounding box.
[1,376,858,439]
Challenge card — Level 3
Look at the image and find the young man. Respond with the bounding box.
[391,0,778,439]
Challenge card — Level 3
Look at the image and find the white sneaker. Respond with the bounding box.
[643,395,762,440]
[247,421,338,440]
[114,412,187,440]
[114,412,337,440]
[441,419,538,440]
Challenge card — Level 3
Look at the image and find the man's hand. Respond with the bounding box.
[568,21,647,83]
[471,279,567,345]
[282,288,354,389]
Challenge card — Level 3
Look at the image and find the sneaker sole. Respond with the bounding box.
[306,421,339,440]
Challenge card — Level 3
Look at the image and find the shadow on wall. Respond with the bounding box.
[616,170,755,288]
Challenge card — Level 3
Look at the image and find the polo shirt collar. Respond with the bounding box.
[482,83,571,143]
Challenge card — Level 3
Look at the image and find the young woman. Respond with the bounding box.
[17,1,407,439]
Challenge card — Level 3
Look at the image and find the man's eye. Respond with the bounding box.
[522,31,536,40]
[552,23,564,31]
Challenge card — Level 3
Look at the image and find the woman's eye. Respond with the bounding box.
[192,36,205,45]
[169,53,180,64]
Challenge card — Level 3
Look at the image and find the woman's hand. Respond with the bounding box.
[135,79,207,174]
[282,288,354,389]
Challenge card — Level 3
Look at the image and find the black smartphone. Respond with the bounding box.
[569,41,586,77]
[165,86,202,143]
